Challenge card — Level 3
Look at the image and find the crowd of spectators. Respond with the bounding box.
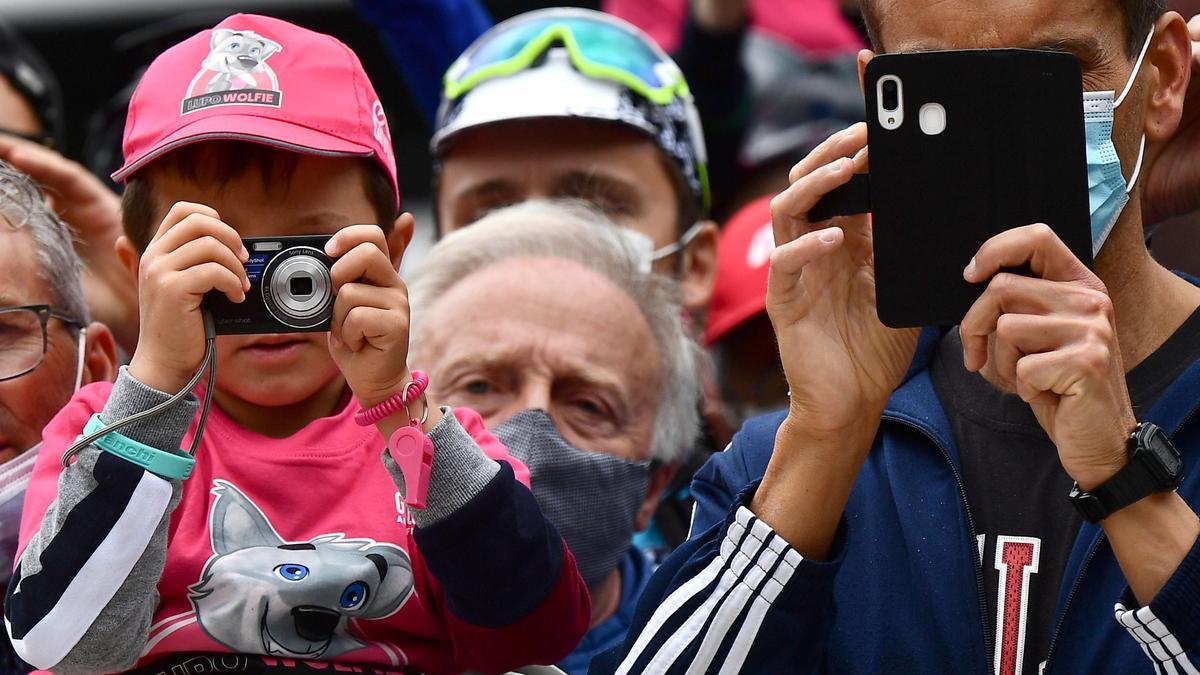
[0,0,1199,674]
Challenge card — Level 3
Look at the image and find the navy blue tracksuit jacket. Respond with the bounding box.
[593,327,1200,674]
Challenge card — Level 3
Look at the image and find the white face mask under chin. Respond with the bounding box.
[0,327,87,582]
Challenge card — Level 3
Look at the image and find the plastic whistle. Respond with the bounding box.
[388,424,435,509]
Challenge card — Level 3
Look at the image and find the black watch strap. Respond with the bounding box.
[1069,423,1184,523]
[1070,460,1160,523]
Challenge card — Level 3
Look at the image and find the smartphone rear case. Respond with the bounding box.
[865,49,1091,327]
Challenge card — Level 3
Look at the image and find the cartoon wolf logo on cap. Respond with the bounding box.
[189,481,415,659]
[203,28,280,93]
[182,28,283,114]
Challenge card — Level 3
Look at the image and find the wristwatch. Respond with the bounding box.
[1068,422,1184,523]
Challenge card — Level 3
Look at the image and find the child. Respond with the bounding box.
[4,14,588,674]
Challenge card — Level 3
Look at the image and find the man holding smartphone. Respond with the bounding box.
[593,2,1200,674]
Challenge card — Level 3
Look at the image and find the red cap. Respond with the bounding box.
[705,194,775,346]
[113,14,399,207]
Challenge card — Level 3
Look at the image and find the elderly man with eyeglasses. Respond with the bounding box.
[0,160,115,671]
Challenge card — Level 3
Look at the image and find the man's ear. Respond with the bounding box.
[1144,12,1192,143]
[857,49,876,97]
[681,220,719,313]
[635,463,679,532]
[386,212,416,270]
[115,235,141,288]
[81,322,118,385]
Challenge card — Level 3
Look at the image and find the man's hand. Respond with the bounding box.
[752,123,919,558]
[960,224,1135,490]
[0,135,139,350]
[962,223,1200,603]
[127,202,249,393]
[1142,15,1200,226]
[768,123,919,442]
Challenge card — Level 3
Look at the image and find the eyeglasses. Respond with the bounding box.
[0,305,85,382]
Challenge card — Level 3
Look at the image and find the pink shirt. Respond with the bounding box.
[19,382,549,674]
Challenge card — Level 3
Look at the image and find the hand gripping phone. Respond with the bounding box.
[812,50,1091,327]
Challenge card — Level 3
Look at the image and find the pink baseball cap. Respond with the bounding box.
[112,13,399,207]
[705,194,775,346]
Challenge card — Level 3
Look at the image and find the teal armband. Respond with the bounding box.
[83,414,195,481]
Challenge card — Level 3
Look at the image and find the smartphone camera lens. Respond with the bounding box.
[882,79,899,111]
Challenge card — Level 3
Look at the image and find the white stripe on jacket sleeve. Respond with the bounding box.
[1115,601,1200,675]
[7,470,171,669]
[618,506,803,675]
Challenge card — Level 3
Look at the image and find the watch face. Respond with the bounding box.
[1153,444,1184,475]
[1145,426,1185,481]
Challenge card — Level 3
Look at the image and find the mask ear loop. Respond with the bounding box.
[1115,29,1155,108]
[1113,29,1154,195]
[73,327,87,393]
[1126,135,1147,194]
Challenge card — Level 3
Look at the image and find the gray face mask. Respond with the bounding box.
[494,409,652,589]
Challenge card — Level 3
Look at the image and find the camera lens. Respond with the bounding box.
[290,276,314,297]
[882,79,899,111]
[263,248,334,329]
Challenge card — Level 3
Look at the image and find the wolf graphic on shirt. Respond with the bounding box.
[188,480,415,659]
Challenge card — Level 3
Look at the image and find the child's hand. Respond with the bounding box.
[325,225,412,410]
[128,202,250,393]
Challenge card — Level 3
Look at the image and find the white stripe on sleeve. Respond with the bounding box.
[1115,601,1200,675]
[7,471,171,669]
[717,546,802,675]
[641,513,769,673]
[685,530,792,674]
[616,557,726,675]
[621,506,806,675]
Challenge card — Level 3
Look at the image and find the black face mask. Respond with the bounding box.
[493,409,652,589]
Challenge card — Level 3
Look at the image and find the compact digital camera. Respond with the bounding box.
[202,235,335,335]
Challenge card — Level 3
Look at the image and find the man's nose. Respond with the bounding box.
[515,382,552,412]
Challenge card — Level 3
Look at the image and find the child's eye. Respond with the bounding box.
[275,563,309,581]
[340,581,368,609]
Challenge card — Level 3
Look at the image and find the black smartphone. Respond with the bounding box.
[861,49,1091,327]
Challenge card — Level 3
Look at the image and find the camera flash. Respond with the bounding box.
[253,242,283,252]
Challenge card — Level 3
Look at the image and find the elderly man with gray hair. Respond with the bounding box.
[0,161,116,670]
[408,200,703,674]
